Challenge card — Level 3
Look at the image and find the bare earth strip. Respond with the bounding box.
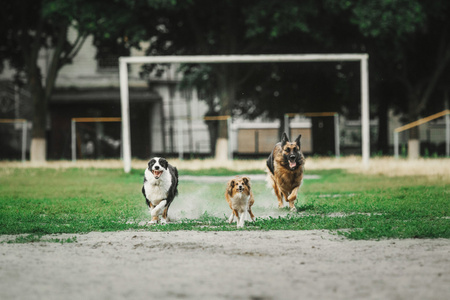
[1,231,449,300]
[1,156,449,178]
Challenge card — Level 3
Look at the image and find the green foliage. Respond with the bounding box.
[326,0,426,38]
[244,0,318,39]
[0,167,449,240]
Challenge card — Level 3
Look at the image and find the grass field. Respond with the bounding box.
[0,163,449,240]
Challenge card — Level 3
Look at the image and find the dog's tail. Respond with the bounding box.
[266,150,276,176]
[172,166,179,196]
[265,168,276,192]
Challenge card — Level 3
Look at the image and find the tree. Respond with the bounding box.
[336,0,450,156]
[0,0,139,161]
[135,0,321,159]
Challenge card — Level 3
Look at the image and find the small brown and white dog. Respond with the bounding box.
[225,176,255,228]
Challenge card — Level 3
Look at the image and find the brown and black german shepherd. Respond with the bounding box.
[266,133,305,212]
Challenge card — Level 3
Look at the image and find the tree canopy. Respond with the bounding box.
[0,0,140,161]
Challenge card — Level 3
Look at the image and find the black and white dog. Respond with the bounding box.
[142,157,179,224]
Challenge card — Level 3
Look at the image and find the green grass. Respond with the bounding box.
[0,167,449,240]
[3,234,78,244]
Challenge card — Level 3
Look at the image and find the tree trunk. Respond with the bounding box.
[30,95,47,161]
[408,126,420,160]
[406,96,421,160]
[377,98,389,155]
[401,38,450,159]
[214,64,237,160]
[278,114,286,140]
[204,107,219,157]
[28,24,69,162]
[30,137,46,162]
[215,137,228,161]
[29,69,47,162]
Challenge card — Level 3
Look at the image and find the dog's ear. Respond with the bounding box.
[281,132,289,147]
[227,179,235,196]
[242,177,251,187]
[295,134,302,148]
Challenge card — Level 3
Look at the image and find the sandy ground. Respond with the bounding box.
[2,156,449,178]
[1,230,449,300]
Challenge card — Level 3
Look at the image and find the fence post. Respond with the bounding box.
[394,131,399,159]
[178,118,184,160]
[227,116,233,160]
[284,114,289,136]
[334,113,340,158]
[71,119,76,162]
[446,111,449,157]
[21,121,27,162]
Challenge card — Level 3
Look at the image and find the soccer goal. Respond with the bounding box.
[119,54,370,173]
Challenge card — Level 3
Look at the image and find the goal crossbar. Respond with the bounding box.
[119,54,370,173]
[120,54,367,64]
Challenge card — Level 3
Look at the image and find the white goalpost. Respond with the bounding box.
[119,54,370,173]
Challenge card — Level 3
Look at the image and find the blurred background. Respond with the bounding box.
[1,0,449,162]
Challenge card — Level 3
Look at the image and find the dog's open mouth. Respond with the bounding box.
[289,161,297,169]
[152,170,163,179]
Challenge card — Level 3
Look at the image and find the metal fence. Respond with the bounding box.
[394,110,450,158]
[0,119,29,161]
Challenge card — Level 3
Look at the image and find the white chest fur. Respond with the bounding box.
[143,168,173,206]
[230,192,250,213]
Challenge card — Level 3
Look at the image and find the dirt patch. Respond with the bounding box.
[1,230,449,300]
[2,157,449,178]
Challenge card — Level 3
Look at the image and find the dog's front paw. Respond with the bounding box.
[289,206,297,212]
[160,218,168,225]
[148,220,158,225]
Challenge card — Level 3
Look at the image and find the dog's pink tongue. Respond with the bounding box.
[289,161,296,168]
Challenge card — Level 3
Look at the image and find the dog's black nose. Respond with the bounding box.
[154,166,159,170]
[290,155,296,160]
